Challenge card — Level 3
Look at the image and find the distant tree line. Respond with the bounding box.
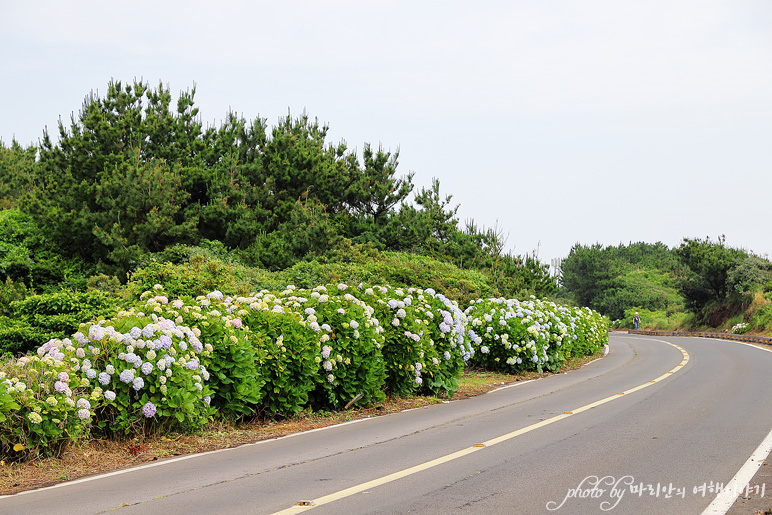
[560,238,772,326]
[0,80,555,300]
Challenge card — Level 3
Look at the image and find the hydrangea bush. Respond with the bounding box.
[277,284,386,410]
[1,281,609,461]
[731,322,748,334]
[357,285,469,397]
[229,290,319,416]
[32,308,216,438]
[143,289,269,420]
[567,306,608,356]
[0,354,91,460]
[465,298,607,373]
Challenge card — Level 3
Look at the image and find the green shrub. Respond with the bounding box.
[0,319,60,357]
[356,284,469,397]
[0,291,119,356]
[278,285,386,410]
[277,251,495,307]
[0,277,29,316]
[0,354,92,461]
[126,254,281,299]
[465,298,607,374]
[621,307,691,331]
[0,209,94,293]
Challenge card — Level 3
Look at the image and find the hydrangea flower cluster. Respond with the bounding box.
[0,352,93,460]
[465,298,607,373]
[356,284,469,397]
[731,322,748,334]
[275,284,387,409]
[35,310,214,436]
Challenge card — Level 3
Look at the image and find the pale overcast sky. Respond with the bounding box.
[2,0,770,264]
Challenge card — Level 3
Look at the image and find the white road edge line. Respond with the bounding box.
[0,417,369,499]
[701,338,772,514]
[701,424,772,514]
[487,379,535,393]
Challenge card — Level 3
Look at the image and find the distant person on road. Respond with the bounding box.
[633,312,640,330]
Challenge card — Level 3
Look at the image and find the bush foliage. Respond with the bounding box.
[0,282,606,461]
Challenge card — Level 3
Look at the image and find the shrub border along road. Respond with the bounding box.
[628,329,772,346]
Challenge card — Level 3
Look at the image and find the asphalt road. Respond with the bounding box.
[4,333,772,515]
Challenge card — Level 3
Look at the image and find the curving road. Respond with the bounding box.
[4,334,772,514]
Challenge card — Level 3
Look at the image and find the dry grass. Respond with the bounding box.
[0,351,602,496]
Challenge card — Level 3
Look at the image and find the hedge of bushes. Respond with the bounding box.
[0,283,607,461]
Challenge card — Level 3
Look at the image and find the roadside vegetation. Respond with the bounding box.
[559,239,772,335]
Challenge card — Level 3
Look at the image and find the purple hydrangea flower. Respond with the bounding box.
[159,335,173,349]
[142,402,156,418]
[189,335,203,353]
[98,372,111,385]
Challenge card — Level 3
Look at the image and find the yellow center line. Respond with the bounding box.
[272,339,689,514]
